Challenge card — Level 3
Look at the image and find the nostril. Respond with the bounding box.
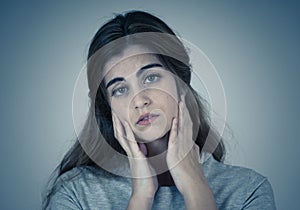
[133,94,151,109]
[135,101,149,109]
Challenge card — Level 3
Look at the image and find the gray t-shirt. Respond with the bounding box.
[49,154,276,209]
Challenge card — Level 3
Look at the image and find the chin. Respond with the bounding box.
[134,126,170,142]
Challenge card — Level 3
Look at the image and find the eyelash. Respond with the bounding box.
[111,86,128,97]
[111,73,161,97]
[144,73,161,84]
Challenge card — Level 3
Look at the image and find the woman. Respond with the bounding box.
[43,11,276,209]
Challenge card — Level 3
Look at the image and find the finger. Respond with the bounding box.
[180,92,186,103]
[168,117,178,144]
[193,144,201,162]
[123,121,134,142]
[193,143,199,152]
[123,121,142,156]
[112,112,123,140]
[179,100,184,130]
[112,112,118,139]
[180,94,193,128]
[112,113,129,151]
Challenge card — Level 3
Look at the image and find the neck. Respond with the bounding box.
[144,132,175,186]
[146,132,169,157]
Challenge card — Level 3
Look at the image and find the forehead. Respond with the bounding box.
[102,46,161,82]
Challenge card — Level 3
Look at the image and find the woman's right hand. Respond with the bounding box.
[112,112,158,208]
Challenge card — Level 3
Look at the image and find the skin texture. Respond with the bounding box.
[107,46,217,210]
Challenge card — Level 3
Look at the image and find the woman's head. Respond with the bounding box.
[85,10,223,160]
[87,11,198,150]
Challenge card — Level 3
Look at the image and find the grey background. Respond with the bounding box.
[0,1,299,209]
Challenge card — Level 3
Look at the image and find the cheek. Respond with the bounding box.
[110,100,129,121]
[161,81,179,111]
[159,93,178,119]
[167,96,178,117]
[161,79,179,103]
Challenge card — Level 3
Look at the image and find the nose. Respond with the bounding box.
[132,92,151,109]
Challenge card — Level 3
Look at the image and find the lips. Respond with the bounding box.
[136,113,159,126]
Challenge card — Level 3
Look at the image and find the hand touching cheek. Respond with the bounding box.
[166,95,217,210]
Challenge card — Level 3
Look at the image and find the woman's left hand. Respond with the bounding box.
[166,95,217,209]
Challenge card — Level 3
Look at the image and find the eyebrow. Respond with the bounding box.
[105,63,163,89]
[136,63,163,77]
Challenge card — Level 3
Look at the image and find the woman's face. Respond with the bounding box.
[102,46,179,142]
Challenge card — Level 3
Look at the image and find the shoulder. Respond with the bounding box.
[49,166,131,209]
[203,155,266,183]
[202,154,276,209]
[56,165,129,192]
[58,166,114,182]
[53,166,110,198]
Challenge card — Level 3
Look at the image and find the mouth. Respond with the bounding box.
[136,112,159,126]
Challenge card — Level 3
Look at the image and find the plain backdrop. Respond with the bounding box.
[0,1,299,209]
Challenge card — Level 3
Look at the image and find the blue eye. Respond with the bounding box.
[144,74,160,84]
[112,86,128,96]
